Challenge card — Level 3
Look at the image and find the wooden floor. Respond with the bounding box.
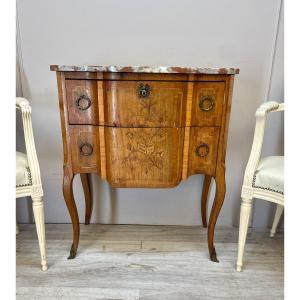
[16,224,283,300]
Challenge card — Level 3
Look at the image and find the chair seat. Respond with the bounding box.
[16,151,32,187]
[252,156,284,194]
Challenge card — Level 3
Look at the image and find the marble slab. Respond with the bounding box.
[50,65,239,74]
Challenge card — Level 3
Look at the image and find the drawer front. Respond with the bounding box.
[66,80,99,124]
[104,81,187,127]
[191,82,225,126]
[69,125,100,173]
[188,127,220,176]
[105,127,184,187]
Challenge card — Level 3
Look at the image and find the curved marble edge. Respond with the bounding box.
[50,65,239,74]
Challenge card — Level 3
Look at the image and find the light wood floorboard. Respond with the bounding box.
[16,224,283,300]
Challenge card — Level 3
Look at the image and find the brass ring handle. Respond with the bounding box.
[76,95,92,110]
[199,95,215,112]
[138,83,151,98]
[80,143,93,156]
[195,143,209,157]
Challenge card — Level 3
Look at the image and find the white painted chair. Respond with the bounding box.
[16,97,48,271]
[236,101,284,272]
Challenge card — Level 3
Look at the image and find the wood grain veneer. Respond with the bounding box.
[105,127,184,188]
[52,66,238,263]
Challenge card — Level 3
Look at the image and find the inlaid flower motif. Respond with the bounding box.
[121,129,167,173]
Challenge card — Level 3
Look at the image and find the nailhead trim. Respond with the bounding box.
[16,167,32,187]
[252,170,284,195]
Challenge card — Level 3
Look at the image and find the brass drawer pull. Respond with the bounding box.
[199,95,215,112]
[138,83,151,98]
[80,143,93,156]
[195,143,209,157]
[76,95,92,110]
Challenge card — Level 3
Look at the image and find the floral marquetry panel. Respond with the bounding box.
[105,127,184,187]
[103,81,187,127]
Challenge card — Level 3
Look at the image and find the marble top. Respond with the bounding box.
[50,65,239,75]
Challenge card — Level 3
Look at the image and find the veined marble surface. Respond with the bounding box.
[50,65,239,74]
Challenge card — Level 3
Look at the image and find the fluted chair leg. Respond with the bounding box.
[32,196,48,271]
[237,197,253,272]
[270,204,284,237]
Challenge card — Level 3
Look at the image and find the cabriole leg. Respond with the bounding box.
[32,195,48,271]
[201,175,212,228]
[236,197,253,272]
[207,166,226,262]
[63,167,79,259]
[80,173,93,225]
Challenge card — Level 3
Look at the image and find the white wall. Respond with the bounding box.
[252,2,284,228]
[16,0,284,227]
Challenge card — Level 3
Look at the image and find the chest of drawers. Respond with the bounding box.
[51,65,239,262]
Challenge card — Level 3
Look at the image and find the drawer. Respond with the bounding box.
[104,81,187,127]
[191,82,225,126]
[69,125,100,173]
[105,127,184,187]
[188,127,220,176]
[66,80,99,125]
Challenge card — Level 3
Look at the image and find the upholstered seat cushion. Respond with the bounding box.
[253,156,284,194]
[16,151,32,187]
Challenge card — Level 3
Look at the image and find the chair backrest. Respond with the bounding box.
[16,98,42,187]
[243,101,283,187]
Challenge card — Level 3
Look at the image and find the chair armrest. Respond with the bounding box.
[255,101,280,117]
[243,101,282,186]
[16,97,42,186]
[16,97,30,109]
